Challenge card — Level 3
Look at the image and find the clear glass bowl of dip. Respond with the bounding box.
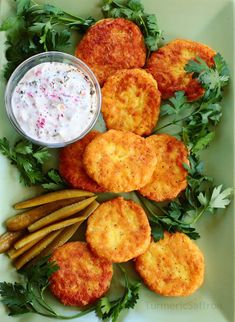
[5,51,101,148]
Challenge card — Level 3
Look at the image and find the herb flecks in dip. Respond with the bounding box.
[12,62,97,144]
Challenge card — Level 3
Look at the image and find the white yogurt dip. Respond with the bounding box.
[11,62,98,144]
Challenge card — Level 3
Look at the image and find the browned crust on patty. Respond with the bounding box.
[59,131,105,193]
[75,18,146,85]
[83,129,157,192]
[135,232,205,296]
[146,39,216,101]
[50,242,113,306]
[86,197,151,262]
[102,69,161,136]
[139,134,189,202]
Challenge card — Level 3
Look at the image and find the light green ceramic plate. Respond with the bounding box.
[0,0,234,321]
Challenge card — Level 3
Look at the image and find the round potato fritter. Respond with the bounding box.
[139,134,189,202]
[135,232,205,296]
[83,130,157,192]
[75,18,146,85]
[49,242,113,306]
[86,197,151,263]
[146,39,216,101]
[59,131,105,193]
[102,69,161,136]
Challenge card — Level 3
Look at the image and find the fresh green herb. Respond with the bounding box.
[153,91,223,153]
[191,184,233,223]
[136,155,233,241]
[0,137,65,190]
[96,266,140,322]
[0,257,58,317]
[160,91,191,117]
[181,100,222,153]
[137,193,200,241]
[42,169,65,191]
[185,53,230,102]
[0,0,95,79]
[102,0,162,56]
[179,155,232,224]
[153,53,229,153]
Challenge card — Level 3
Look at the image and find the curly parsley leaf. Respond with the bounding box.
[19,256,59,288]
[185,53,230,102]
[102,0,162,55]
[0,282,32,316]
[0,137,16,161]
[0,137,65,190]
[33,148,51,164]
[186,185,233,224]
[97,297,112,317]
[190,131,215,154]
[153,91,223,153]
[96,266,140,322]
[209,185,233,208]
[14,140,33,155]
[137,193,200,241]
[150,224,164,241]
[0,0,96,79]
[183,155,213,208]
[175,155,232,224]
[136,155,233,241]
[16,0,31,15]
[0,257,58,317]
[42,169,65,191]
[160,91,191,116]
[0,16,20,31]
[196,185,233,219]
[153,54,229,154]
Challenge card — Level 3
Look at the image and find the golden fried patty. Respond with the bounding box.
[139,134,189,202]
[50,242,113,306]
[102,69,161,136]
[135,232,205,296]
[75,18,146,85]
[59,131,105,193]
[146,39,216,101]
[86,197,151,262]
[83,130,157,192]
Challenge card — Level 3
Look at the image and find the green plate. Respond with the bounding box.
[0,0,234,321]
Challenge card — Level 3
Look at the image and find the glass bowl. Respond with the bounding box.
[5,51,101,148]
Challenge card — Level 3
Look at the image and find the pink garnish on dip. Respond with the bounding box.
[11,62,98,144]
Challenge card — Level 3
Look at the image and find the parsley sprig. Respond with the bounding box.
[137,193,200,241]
[0,257,140,320]
[153,92,222,153]
[137,155,233,241]
[185,53,230,102]
[96,266,140,322]
[0,137,65,190]
[102,0,162,56]
[153,53,229,154]
[0,0,96,79]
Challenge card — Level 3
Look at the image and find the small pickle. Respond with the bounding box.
[14,230,62,270]
[0,231,25,254]
[8,235,43,259]
[14,216,88,249]
[39,201,99,257]
[28,196,97,232]
[14,189,94,209]
[6,197,83,231]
